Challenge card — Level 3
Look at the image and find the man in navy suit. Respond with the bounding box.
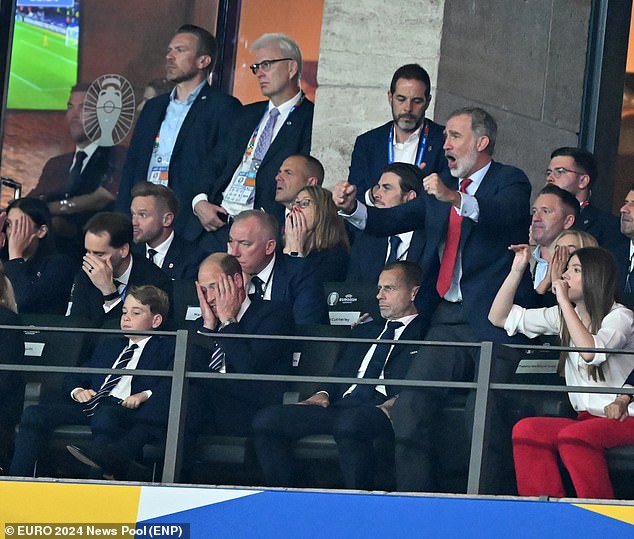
[29,83,126,258]
[10,286,174,479]
[130,183,205,280]
[187,253,294,439]
[115,25,241,244]
[545,147,622,249]
[192,33,314,253]
[227,210,328,324]
[348,64,446,204]
[68,212,172,326]
[347,163,426,285]
[253,261,425,490]
[334,107,536,493]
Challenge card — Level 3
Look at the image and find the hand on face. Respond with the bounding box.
[7,213,39,260]
[213,273,243,323]
[551,278,571,304]
[284,208,308,253]
[195,280,217,330]
[83,252,115,295]
[548,245,569,283]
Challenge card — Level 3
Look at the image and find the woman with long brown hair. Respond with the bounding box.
[283,185,350,282]
[489,245,634,499]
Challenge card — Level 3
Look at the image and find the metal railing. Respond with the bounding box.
[1,323,633,494]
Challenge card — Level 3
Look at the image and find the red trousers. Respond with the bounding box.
[512,412,634,499]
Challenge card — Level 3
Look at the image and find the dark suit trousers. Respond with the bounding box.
[391,301,518,494]
[252,398,393,491]
[9,399,133,477]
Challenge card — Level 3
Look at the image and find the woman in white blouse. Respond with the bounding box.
[489,245,634,499]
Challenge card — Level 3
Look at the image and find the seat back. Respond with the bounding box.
[21,317,87,405]
[169,279,200,329]
[285,324,350,402]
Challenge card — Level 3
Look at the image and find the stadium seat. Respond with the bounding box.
[189,324,349,486]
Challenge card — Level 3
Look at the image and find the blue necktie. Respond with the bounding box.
[386,236,402,263]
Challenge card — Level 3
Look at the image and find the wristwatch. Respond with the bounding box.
[102,290,119,301]
[218,318,237,330]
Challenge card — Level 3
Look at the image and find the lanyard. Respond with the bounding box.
[388,121,429,165]
[244,93,305,160]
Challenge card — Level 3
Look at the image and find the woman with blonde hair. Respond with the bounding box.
[283,185,350,282]
[535,230,598,296]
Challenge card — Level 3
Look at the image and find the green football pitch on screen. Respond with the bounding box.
[7,20,78,110]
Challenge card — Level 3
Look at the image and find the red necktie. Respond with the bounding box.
[436,178,473,297]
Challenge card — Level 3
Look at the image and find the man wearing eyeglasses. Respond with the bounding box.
[194,33,314,253]
[348,64,447,205]
[545,147,621,248]
[116,25,241,247]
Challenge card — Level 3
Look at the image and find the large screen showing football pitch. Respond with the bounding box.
[7,1,80,110]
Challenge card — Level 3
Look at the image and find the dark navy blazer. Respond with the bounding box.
[347,119,447,202]
[64,335,175,425]
[116,84,242,242]
[364,161,536,342]
[68,253,172,326]
[209,98,314,226]
[347,229,425,284]
[270,254,329,325]
[188,298,294,435]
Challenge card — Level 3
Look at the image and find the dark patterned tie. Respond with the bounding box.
[626,254,634,293]
[83,343,138,416]
[251,275,265,300]
[209,341,225,372]
[350,321,403,402]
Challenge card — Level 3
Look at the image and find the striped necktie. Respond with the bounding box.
[83,343,138,416]
[209,341,225,372]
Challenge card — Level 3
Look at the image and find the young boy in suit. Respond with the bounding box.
[10,285,174,480]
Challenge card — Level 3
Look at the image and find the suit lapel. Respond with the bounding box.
[458,161,497,248]
[171,86,210,157]
[260,98,306,167]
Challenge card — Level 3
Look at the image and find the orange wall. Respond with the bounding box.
[232,0,324,104]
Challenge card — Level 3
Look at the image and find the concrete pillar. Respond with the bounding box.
[312,0,446,189]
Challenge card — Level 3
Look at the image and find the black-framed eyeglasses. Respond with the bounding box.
[544,167,584,179]
[250,58,293,74]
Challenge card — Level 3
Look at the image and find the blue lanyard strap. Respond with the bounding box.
[388,120,429,165]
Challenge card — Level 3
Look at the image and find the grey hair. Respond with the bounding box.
[251,33,302,78]
[448,107,498,156]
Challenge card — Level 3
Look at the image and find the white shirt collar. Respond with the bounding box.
[268,90,302,117]
[148,231,174,257]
